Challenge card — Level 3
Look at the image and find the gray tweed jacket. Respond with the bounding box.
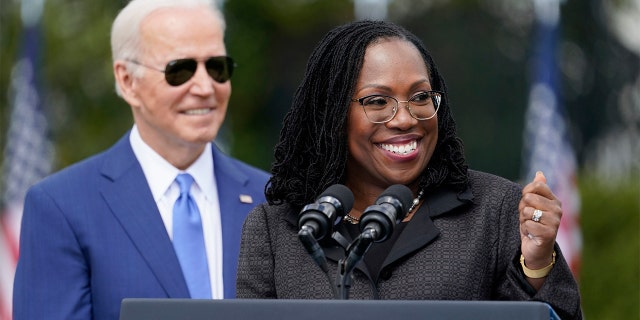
[237,170,582,319]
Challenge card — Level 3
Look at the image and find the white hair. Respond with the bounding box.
[110,0,225,95]
[111,0,224,62]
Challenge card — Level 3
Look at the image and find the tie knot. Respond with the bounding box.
[175,173,194,195]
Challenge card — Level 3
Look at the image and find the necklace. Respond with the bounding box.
[343,213,360,224]
[343,189,424,224]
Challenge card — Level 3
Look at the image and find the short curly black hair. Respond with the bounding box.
[266,20,468,210]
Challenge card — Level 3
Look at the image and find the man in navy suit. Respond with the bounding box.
[13,0,269,319]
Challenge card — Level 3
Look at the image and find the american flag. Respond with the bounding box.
[0,3,54,318]
[522,0,581,277]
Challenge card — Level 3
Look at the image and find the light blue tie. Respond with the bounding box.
[173,173,212,298]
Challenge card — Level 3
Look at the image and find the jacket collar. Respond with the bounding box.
[284,185,474,279]
[99,133,191,298]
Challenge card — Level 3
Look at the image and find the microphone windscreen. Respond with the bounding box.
[378,184,413,213]
[318,184,354,214]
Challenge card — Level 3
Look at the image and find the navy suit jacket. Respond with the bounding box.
[13,133,270,320]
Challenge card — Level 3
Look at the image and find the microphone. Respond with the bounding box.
[298,184,354,273]
[359,184,414,242]
[336,184,414,298]
[298,184,354,241]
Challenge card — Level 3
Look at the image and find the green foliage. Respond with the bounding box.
[579,175,640,319]
[223,0,354,170]
[41,0,129,166]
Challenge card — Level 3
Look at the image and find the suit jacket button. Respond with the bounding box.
[380,269,392,280]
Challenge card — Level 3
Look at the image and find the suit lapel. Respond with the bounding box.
[212,146,250,298]
[318,186,474,279]
[100,134,190,298]
[381,186,474,270]
[380,205,440,268]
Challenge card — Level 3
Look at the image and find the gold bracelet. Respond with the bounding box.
[520,251,556,278]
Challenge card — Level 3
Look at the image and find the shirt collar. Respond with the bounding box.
[129,125,215,201]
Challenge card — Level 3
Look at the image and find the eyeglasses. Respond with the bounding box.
[126,56,235,86]
[351,90,443,123]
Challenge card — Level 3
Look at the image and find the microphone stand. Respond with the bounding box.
[298,226,329,273]
[335,228,377,299]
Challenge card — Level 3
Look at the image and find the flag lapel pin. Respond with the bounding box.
[239,194,253,204]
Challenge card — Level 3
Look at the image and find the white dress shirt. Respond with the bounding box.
[129,125,223,299]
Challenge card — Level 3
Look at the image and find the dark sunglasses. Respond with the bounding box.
[128,56,235,86]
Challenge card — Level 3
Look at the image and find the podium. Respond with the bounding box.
[120,299,561,320]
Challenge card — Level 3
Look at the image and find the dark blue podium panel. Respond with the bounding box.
[120,299,561,320]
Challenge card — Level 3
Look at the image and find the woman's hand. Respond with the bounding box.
[518,171,561,282]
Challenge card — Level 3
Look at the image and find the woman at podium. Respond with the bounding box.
[237,20,582,320]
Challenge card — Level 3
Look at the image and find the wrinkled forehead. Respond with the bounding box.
[139,6,226,60]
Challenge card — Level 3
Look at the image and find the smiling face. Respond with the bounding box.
[114,6,230,169]
[345,38,438,198]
